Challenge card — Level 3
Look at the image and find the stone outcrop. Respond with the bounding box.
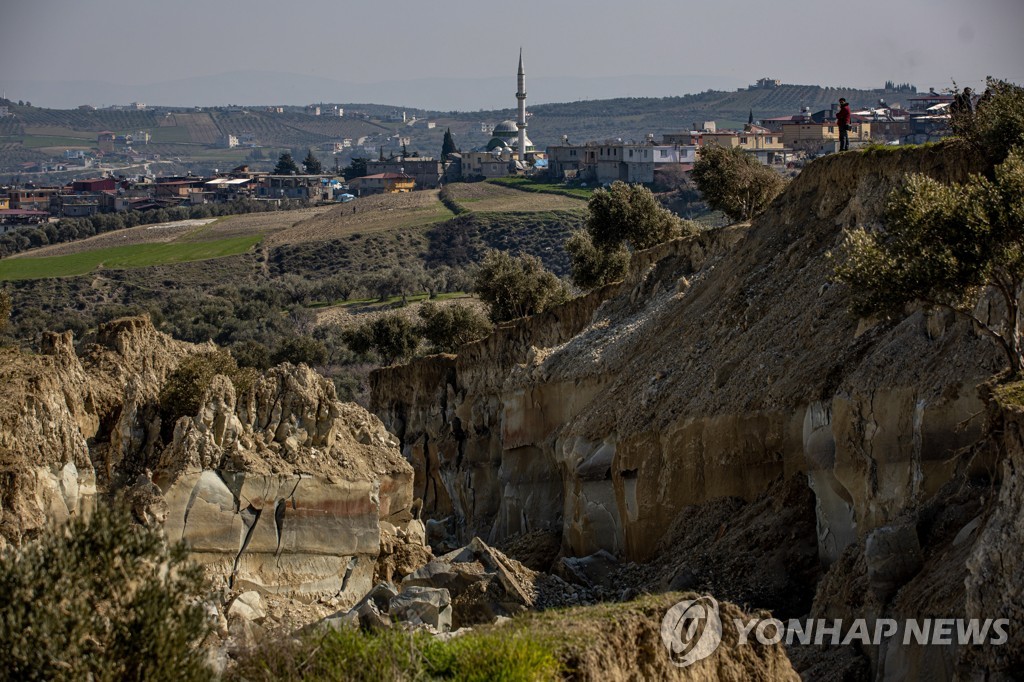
[0,317,413,605]
[0,318,193,546]
[371,143,995,568]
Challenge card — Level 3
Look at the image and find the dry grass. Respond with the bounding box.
[314,294,484,330]
[267,190,453,246]
[447,182,585,212]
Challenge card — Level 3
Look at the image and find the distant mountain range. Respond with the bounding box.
[0,70,750,111]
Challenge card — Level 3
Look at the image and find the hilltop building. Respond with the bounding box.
[460,51,544,180]
[483,50,535,159]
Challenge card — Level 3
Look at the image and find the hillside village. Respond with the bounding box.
[0,68,963,228]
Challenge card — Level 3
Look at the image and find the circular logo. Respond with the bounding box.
[661,595,723,668]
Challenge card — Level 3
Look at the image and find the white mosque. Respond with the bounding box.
[484,50,535,159]
[461,50,543,178]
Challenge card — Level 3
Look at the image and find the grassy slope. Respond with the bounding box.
[0,234,262,281]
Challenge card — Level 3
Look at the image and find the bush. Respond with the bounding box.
[271,335,328,366]
[691,144,787,222]
[231,339,271,370]
[565,230,630,290]
[567,181,696,290]
[418,301,492,352]
[341,315,420,365]
[0,290,10,332]
[833,146,1024,376]
[0,503,212,681]
[474,250,571,323]
[438,186,470,215]
[952,77,1024,168]
[585,181,690,251]
[158,350,257,433]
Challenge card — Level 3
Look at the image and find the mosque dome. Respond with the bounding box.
[492,120,520,136]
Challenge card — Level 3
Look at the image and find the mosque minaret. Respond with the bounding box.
[480,50,535,162]
[516,48,527,164]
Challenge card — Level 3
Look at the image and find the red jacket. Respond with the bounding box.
[837,104,851,127]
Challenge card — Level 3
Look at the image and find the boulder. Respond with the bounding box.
[389,586,452,633]
[375,524,433,584]
[554,549,619,591]
[227,591,266,622]
[402,537,536,627]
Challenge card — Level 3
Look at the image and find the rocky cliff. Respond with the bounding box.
[0,317,413,605]
[372,144,994,563]
[371,144,1020,677]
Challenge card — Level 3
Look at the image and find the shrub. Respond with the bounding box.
[158,350,257,433]
[474,250,571,323]
[0,290,10,332]
[951,77,1024,167]
[565,230,630,290]
[691,144,787,222]
[341,314,420,365]
[567,181,695,290]
[0,503,212,681]
[418,301,492,352]
[271,335,328,366]
[833,146,1024,376]
[439,186,470,215]
[585,181,690,250]
[231,339,271,370]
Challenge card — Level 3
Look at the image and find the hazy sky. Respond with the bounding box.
[2,0,1022,108]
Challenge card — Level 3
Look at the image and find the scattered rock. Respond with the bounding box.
[405,518,426,546]
[389,586,453,633]
[375,523,433,584]
[402,537,535,627]
[554,549,619,590]
[425,516,459,554]
[496,529,562,572]
[666,567,698,592]
[227,591,266,622]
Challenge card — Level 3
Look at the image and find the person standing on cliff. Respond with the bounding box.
[837,98,852,151]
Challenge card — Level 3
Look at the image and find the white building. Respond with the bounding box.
[653,145,698,165]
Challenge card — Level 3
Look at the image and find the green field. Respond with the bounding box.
[0,235,262,281]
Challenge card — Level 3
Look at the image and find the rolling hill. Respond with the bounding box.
[0,82,913,172]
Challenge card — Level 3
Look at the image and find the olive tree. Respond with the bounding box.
[567,181,697,290]
[418,301,492,353]
[951,77,1024,168]
[833,146,1024,376]
[691,144,786,222]
[474,250,570,322]
[342,314,420,365]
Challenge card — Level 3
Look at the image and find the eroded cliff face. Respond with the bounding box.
[371,144,997,568]
[0,317,413,605]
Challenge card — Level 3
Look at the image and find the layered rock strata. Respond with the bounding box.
[371,144,996,566]
[0,317,412,604]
